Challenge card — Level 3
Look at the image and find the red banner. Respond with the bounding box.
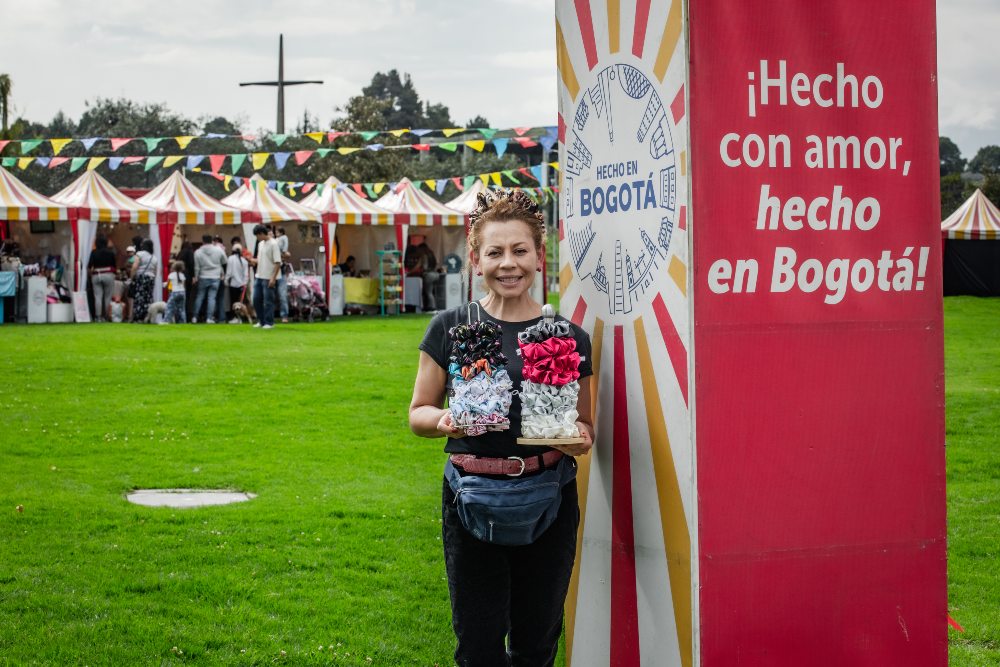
[690,1,946,665]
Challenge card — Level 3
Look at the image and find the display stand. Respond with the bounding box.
[516,305,585,446]
[376,249,402,316]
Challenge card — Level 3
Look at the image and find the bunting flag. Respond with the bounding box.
[0,132,559,162]
[50,139,73,156]
[187,161,560,202]
[0,125,557,157]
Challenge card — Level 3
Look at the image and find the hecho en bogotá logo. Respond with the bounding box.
[563,60,678,318]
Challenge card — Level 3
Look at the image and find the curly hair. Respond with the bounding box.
[468,189,545,256]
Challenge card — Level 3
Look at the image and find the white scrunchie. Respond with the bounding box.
[519,380,580,438]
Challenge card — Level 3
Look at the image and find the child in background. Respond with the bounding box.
[163,261,187,324]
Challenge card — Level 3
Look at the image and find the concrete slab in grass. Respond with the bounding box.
[126,489,256,508]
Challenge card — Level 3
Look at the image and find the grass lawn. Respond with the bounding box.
[0,297,997,665]
[944,297,1000,666]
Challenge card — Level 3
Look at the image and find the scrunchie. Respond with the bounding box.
[447,319,512,435]
[519,381,580,438]
[520,337,581,385]
[518,319,573,344]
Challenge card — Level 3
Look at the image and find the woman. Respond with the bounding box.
[409,190,594,666]
[87,234,116,322]
[130,239,158,322]
[225,242,249,322]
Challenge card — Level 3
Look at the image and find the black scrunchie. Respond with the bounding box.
[448,321,508,368]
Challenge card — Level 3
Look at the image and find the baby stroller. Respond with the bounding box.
[287,275,329,322]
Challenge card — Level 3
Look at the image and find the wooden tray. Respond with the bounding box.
[516,437,586,446]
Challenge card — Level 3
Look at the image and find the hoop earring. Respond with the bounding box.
[477,271,483,276]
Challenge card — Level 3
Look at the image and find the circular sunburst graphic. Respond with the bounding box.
[563,60,679,322]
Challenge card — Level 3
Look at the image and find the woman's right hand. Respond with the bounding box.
[437,411,464,438]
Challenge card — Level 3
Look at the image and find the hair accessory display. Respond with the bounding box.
[447,306,512,437]
[516,304,586,444]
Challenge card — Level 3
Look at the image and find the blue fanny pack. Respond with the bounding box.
[445,456,577,546]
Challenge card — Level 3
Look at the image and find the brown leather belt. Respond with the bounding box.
[449,450,563,477]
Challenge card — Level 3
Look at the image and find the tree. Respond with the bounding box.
[940,173,966,218]
[361,70,453,129]
[969,145,1000,174]
[0,73,11,135]
[939,136,965,176]
[466,115,491,129]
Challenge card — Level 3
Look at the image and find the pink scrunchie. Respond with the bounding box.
[520,337,580,385]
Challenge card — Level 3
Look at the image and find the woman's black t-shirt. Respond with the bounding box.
[418,303,593,458]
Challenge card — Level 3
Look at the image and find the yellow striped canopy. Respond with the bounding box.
[50,171,157,224]
[374,177,467,226]
[445,179,488,214]
[0,166,73,221]
[220,174,322,223]
[300,176,397,225]
[137,171,248,225]
[942,189,1000,240]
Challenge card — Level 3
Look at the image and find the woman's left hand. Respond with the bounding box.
[551,421,594,457]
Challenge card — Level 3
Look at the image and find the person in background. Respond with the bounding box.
[225,242,249,323]
[177,241,195,321]
[405,234,443,312]
[192,234,227,324]
[130,239,158,323]
[88,234,116,322]
[213,236,228,322]
[162,260,187,324]
[123,245,137,321]
[251,224,281,329]
[275,226,291,323]
[337,255,358,277]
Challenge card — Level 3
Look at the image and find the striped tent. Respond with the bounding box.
[300,176,396,225]
[375,178,466,226]
[51,171,157,224]
[942,189,1000,296]
[300,176,401,313]
[50,171,159,293]
[942,188,1000,240]
[0,166,73,222]
[445,179,488,214]
[137,171,252,225]
[219,174,322,224]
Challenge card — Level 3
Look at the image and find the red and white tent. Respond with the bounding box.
[942,189,1000,296]
[221,174,322,254]
[445,179,488,214]
[375,178,472,310]
[300,176,395,225]
[137,171,251,226]
[0,166,74,223]
[50,171,159,293]
[941,188,1000,240]
[374,177,465,226]
[220,174,322,224]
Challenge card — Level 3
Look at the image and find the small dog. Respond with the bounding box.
[144,301,167,324]
[231,301,256,324]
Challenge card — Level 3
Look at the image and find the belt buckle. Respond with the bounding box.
[506,456,526,477]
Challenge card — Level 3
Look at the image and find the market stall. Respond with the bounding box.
[942,188,1000,296]
[137,170,254,248]
[300,176,400,313]
[49,171,159,298]
[0,166,76,322]
[375,177,469,311]
[220,175,326,316]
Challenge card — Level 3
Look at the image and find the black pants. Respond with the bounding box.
[441,476,579,667]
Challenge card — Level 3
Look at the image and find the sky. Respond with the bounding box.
[0,0,996,160]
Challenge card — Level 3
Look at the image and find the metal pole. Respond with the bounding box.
[277,34,285,134]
